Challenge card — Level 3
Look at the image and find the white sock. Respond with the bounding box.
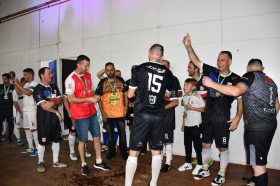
[150,155,162,186]
[52,142,60,163]
[202,148,212,170]
[38,144,45,163]
[32,130,39,149]
[14,127,20,140]
[68,135,76,154]
[96,159,102,164]
[165,143,173,165]
[25,130,34,149]
[125,156,138,186]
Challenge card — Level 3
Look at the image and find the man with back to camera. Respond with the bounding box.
[202,58,279,186]
[183,33,243,185]
[125,44,174,186]
[65,55,111,176]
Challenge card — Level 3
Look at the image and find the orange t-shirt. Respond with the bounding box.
[95,77,127,118]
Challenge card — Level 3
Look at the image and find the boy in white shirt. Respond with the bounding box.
[178,78,205,175]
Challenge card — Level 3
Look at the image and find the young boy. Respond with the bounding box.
[178,78,205,175]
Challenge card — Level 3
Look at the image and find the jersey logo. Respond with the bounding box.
[149,95,157,104]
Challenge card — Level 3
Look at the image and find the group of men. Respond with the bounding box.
[0,33,278,186]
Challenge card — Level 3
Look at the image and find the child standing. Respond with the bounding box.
[178,78,205,175]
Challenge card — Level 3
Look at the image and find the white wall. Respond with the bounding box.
[0,0,279,169]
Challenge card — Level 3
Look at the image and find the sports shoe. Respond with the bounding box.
[85,151,92,158]
[81,164,90,176]
[101,145,109,152]
[178,162,192,171]
[30,149,38,157]
[211,174,225,185]
[37,162,46,173]
[192,164,203,175]
[70,153,78,161]
[161,164,171,172]
[241,176,255,186]
[194,169,210,180]
[21,148,33,154]
[93,161,111,171]
[16,139,24,146]
[52,160,68,168]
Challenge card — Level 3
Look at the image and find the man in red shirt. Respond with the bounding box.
[65,55,111,176]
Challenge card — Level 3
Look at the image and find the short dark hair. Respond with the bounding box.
[162,59,170,66]
[189,61,199,70]
[247,58,263,67]
[2,73,11,79]
[219,51,232,60]
[184,78,197,87]
[105,62,115,68]
[116,70,121,73]
[77,55,90,64]
[9,71,16,78]
[23,68,34,77]
[20,77,25,83]
[149,44,164,56]
[38,67,49,80]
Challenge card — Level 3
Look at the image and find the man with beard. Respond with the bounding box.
[96,62,128,160]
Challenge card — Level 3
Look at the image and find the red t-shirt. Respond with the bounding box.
[65,71,97,119]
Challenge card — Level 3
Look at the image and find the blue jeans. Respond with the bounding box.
[76,114,100,142]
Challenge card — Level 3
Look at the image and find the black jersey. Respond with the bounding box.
[0,84,15,113]
[33,83,62,145]
[202,63,241,115]
[164,75,181,130]
[240,71,278,131]
[130,62,173,113]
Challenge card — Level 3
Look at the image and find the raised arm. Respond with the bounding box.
[183,33,202,69]
[97,68,106,80]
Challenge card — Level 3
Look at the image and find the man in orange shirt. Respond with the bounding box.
[96,62,128,160]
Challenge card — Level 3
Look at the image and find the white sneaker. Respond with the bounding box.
[178,162,192,171]
[85,151,92,158]
[192,165,203,175]
[70,153,78,161]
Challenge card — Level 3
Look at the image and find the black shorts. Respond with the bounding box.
[162,109,175,143]
[37,111,62,145]
[129,112,165,151]
[244,129,276,166]
[202,112,230,148]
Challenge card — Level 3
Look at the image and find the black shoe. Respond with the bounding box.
[241,176,255,186]
[161,164,171,172]
[81,165,90,176]
[106,152,116,160]
[94,161,111,171]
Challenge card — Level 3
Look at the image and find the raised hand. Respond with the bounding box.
[183,33,191,48]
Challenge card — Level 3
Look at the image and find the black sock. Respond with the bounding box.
[255,172,268,186]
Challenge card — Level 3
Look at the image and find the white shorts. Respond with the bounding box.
[23,112,37,130]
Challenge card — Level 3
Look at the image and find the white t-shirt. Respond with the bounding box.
[183,93,205,127]
[23,80,38,112]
